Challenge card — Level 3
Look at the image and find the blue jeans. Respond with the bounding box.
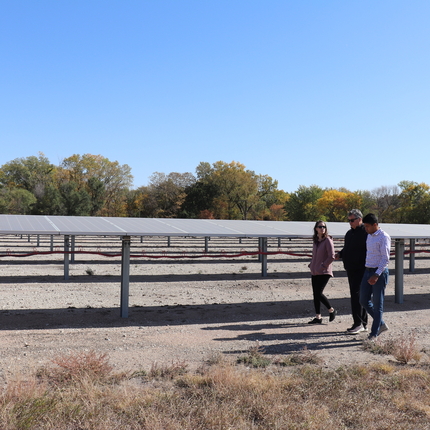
[359,268,389,337]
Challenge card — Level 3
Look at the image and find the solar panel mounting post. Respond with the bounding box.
[394,239,404,304]
[71,235,75,263]
[260,237,268,277]
[409,239,415,272]
[64,235,70,280]
[120,236,131,318]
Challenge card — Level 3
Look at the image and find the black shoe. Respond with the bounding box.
[308,317,322,324]
[329,310,337,322]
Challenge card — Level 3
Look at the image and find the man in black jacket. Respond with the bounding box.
[336,209,368,334]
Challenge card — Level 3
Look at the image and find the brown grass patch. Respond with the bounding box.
[0,350,430,429]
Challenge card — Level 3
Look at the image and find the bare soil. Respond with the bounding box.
[1,234,430,379]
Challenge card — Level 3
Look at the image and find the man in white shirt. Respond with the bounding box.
[359,213,391,341]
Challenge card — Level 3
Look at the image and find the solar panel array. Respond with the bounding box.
[2,214,430,239]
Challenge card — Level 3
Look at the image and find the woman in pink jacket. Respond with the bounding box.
[308,221,336,324]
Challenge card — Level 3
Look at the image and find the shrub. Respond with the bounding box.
[274,347,322,366]
[237,344,271,368]
[37,351,115,386]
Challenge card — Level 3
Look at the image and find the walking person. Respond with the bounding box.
[308,221,336,324]
[360,213,391,341]
[336,209,368,334]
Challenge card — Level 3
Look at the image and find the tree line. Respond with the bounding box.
[1,153,429,223]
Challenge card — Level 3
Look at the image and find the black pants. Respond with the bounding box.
[311,275,332,314]
[347,268,368,328]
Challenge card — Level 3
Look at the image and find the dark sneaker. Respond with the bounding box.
[377,323,389,336]
[308,317,322,324]
[329,310,337,322]
[347,324,365,334]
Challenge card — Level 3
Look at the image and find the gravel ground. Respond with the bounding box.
[1,234,430,379]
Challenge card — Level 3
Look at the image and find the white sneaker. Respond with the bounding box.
[346,325,365,335]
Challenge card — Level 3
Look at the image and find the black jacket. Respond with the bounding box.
[338,224,368,271]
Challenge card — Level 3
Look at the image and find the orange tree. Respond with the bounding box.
[316,189,363,221]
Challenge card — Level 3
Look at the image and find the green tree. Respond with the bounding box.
[0,187,37,214]
[207,161,281,220]
[87,177,106,216]
[180,181,220,218]
[59,154,133,216]
[354,190,375,218]
[284,185,324,221]
[397,181,430,223]
[0,153,59,214]
[138,172,196,218]
[58,181,92,216]
[370,186,400,222]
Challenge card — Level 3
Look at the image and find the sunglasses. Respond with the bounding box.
[348,218,358,223]
[316,226,326,229]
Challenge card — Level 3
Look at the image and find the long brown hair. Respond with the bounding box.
[313,220,328,243]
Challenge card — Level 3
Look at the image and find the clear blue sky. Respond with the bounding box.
[1,1,429,193]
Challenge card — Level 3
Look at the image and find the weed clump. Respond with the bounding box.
[37,350,116,386]
[237,344,271,368]
[85,267,95,276]
[148,361,189,379]
[274,346,322,366]
[363,332,422,364]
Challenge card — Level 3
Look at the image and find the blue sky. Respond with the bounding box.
[1,1,429,193]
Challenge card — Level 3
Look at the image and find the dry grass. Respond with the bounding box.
[0,350,430,429]
[274,346,323,366]
[236,343,272,368]
[36,350,118,386]
[363,332,423,364]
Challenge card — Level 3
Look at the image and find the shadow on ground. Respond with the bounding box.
[1,293,428,331]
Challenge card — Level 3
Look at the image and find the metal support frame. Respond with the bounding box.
[50,235,54,252]
[120,236,131,318]
[64,235,70,280]
[260,237,268,277]
[71,235,75,263]
[204,236,209,253]
[394,239,404,304]
[409,239,415,272]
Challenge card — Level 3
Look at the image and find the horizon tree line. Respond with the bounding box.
[1,153,429,224]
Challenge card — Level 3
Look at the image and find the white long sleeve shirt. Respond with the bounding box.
[365,228,391,276]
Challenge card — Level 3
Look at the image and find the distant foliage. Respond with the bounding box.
[1,154,428,223]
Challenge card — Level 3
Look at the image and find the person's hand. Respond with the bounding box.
[368,274,379,285]
[334,252,340,260]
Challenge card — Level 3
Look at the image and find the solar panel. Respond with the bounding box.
[2,214,430,239]
[0,215,59,234]
[1,214,425,316]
